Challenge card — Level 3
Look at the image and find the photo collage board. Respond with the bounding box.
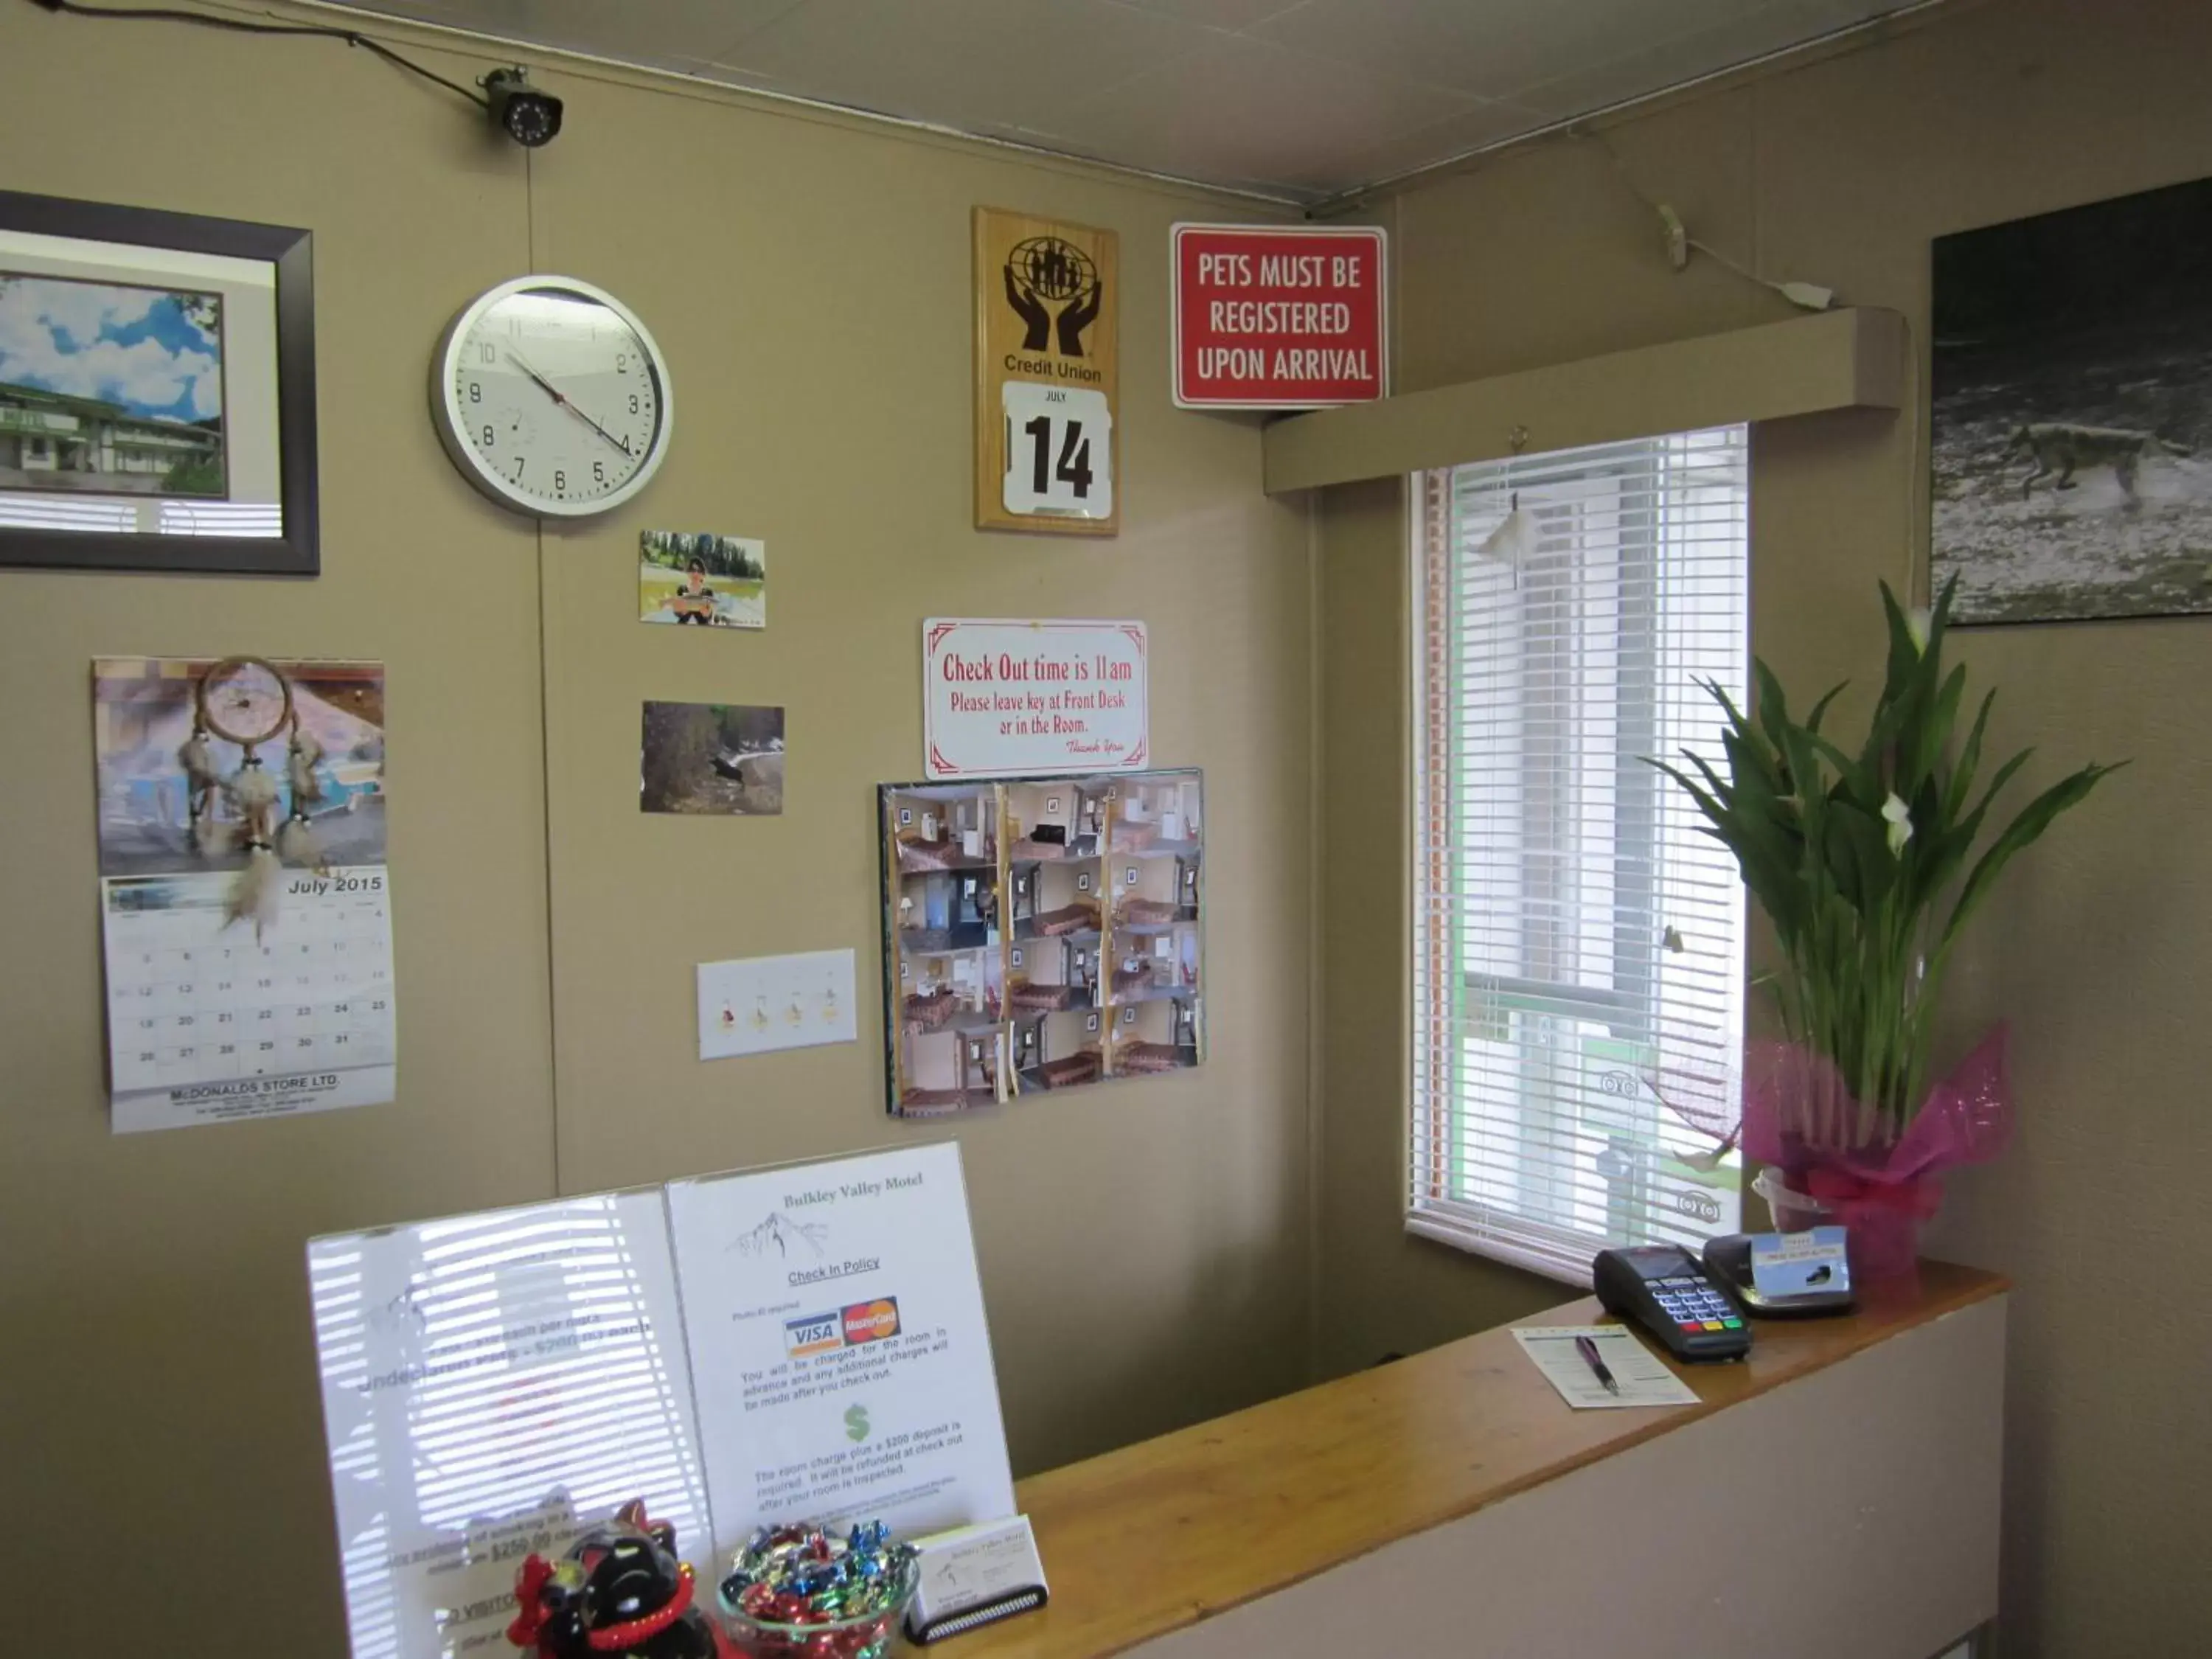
[879,768,1203,1115]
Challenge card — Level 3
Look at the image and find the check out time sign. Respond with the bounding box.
[1172,223,1387,408]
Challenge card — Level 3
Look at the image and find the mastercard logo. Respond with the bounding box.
[841,1298,900,1346]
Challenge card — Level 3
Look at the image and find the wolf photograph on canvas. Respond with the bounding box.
[1932,175,2212,625]
[0,272,226,498]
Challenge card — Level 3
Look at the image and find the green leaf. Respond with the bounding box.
[1703,675,1757,745]
[1910,818,1975,913]
[1720,726,1784,801]
[1804,734,1877,809]
[1878,581,1919,694]
[1941,762,2125,950]
[1752,660,1798,780]
[1653,757,1808,942]
[1804,681,1849,735]
[1927,571,1961,660]
[1905,663,1966,796]
[1651,759,1727,832]
[1964,747,2034,830]
[1826,798,1896,907]
[1682,747,1735,810]
[1945,688,1997,821]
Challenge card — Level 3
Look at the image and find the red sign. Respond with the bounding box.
[1172,223,1388,409]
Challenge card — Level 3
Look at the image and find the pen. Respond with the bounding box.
[1574,1334,1621,1395]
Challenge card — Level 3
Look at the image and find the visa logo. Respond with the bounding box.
[783,1312,841,1357]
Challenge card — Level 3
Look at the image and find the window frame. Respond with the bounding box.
[1406,429,1751,1286]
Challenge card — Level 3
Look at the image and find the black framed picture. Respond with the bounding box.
[1932,174,2212,625]
[0,189,317,575]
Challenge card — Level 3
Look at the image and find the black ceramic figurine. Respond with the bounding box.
[507,1500,726,1659]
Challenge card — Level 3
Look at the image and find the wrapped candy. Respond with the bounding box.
[716,1521,917,1658]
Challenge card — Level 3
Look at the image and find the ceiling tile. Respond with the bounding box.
[709,0,1214,133]
[1321,99,1546,193]
[1248,0,1774,100]
[1033,32,1487,196]
[349,0,807,65]
[1105,0,1315,29]
[324,0,1913,198]
[1505,0,1902,118]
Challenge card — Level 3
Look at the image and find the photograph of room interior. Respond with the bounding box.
[1,1,2202,1658]
[883,769,1202,1113]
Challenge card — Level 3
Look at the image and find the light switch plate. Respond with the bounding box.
[698,948,858,1060]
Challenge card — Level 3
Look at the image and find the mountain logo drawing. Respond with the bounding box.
[734,1211,830,1259]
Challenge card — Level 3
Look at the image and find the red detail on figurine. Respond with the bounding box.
[507,1500,731,1659]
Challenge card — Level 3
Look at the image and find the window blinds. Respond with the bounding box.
[1410,428,1750,1287]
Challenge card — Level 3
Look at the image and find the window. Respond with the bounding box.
[1410,428,1749,1284]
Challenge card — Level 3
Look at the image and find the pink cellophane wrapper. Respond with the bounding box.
[1741,1024,2012,1282]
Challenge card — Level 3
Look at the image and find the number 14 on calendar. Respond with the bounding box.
[1001,382,1113,521]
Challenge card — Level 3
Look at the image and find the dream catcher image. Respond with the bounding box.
[176,655,330,937]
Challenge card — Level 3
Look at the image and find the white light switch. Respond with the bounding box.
[697,947,858,1061]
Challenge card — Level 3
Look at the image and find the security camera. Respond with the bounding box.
[484,67,562,147]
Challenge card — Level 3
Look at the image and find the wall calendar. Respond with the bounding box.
[92,655,395,1133]
[973,206,1119,536]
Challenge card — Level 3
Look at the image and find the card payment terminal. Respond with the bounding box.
[1593,1244,1751,1362]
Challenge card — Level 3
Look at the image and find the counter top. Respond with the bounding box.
[957,1259,2008,1658]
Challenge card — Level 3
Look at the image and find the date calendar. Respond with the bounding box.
[102,866,397,1133]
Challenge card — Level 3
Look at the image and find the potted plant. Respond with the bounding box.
[1656,577,2121,1281]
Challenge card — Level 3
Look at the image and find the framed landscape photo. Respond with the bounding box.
[0,189,317,575]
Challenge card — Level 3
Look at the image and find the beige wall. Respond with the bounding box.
[13,0,2209,1652]
[0,7,1311,1653]
[1315,0,2212,1652]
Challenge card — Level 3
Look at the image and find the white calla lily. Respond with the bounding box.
[1907,607,1931,654]
[1882,791,1913,853]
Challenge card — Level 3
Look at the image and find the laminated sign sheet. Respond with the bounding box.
[307,1189,710,1659]
[668,1143,1016,1556]
[307,1147,1017,1659]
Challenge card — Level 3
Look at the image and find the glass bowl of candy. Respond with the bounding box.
[717,1521,919,1659]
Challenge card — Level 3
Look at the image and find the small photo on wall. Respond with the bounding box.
[639,529,765,629]
[641,700,784,815]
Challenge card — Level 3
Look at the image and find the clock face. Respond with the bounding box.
[434,276,672,517]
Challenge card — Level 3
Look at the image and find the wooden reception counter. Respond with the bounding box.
[962,1262,2008,1659]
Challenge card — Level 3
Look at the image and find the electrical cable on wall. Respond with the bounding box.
[1571,128,1934,600]
[24,0,567,143]
[1582,127,1840,312]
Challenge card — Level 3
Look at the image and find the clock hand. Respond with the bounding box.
[564,401,634,456]
[505,349,568,406]
[505,349,634,456]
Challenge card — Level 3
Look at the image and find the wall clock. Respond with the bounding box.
[432,274,673,517]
